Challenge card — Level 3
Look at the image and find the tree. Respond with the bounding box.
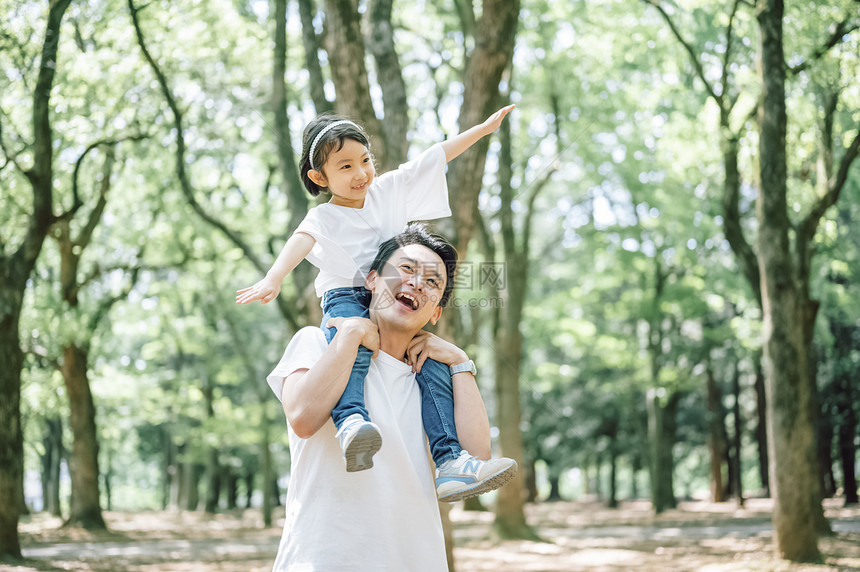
[475,96,558,538]
[52,141,142,529]
[643,0,859,557]
[756,0,859,560]
[0,0,72,558]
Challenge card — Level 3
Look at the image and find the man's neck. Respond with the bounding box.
[372,315,419,363]
[377,330,413,363]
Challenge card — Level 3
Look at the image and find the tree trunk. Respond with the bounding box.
[730,357,744,506]
[1,312,25,560]
[838,402,858,505]
[631,450,643,499]
[630,467,638,500]
[61,344,105,529]
[608,438,619,509]
[490,252,531,536]
[0,0,72,557]
[225,469,238,511]
[525,457,538,504]
[53,144,117,529]
[183,463,200,511]
[271,477,281,507]
[647,389,679,514]
[803,310,832,534]
[492,326,532,539]
[322,0,387,167]
[491,283,531,538]
[817,399,836,499]
[582,460,591,497]
[244,472,254,509]
[753,353,770,495]
[756,0,820,560]
[721,130,762,307]
[204,448,220,514]
[366,0,408,168]
[261,429,274,527]
[706,365,726,503]
[831,320,858,505]
[273,0,316,325]
[296,0,333,114]
[41,416,63,517]
[546,474,562,502]
[161,425,173,509]
[103,443,112,512]
[171,443,184,510]
[443,0,519,256]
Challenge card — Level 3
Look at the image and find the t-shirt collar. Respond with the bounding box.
[375,350,414,374]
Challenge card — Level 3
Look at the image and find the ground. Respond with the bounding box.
[5,498,860,571]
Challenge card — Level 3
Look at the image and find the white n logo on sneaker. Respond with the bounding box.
[463,460,481,474]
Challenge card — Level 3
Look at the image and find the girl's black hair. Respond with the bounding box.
[369,223,458,307]
[299,115,371,196]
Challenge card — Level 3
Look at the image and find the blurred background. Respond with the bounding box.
[1,0,858,569]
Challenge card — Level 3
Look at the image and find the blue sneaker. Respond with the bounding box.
[336,414,382,472]
[435,451,517,502]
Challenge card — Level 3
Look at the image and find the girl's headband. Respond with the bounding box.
[309,120,361,170]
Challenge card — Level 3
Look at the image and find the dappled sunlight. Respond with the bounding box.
[452,500,860,572]
[13,500,860,571]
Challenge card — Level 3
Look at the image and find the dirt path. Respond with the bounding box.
[6,498,860,571]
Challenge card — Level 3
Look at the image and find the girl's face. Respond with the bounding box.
[310,138,375,208]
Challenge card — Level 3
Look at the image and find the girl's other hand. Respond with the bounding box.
[405,331,468,374]
[236,276,281,304]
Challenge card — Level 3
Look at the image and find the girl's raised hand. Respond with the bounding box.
[236,276,281,305]
[482,104,515,134]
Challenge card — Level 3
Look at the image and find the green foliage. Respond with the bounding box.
[3,0,857,512]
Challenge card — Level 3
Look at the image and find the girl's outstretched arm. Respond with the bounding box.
[236,232,315,304]
[440,104,515,163]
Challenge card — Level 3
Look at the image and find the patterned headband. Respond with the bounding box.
[309,120,361,170]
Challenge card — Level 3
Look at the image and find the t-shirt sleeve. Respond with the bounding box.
[266,327,328,402]
[376,143,451,223]
[294,208,361,278]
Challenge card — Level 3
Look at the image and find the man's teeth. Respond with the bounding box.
[397,293,418,310]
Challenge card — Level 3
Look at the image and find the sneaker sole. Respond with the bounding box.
[344,425,382,472]
[438,461,518,503]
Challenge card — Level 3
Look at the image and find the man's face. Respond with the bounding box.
[366,244,447,333]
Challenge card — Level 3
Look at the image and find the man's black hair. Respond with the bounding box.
[369,223,458,307]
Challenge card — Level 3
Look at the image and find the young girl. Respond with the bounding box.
[236,107,516,502]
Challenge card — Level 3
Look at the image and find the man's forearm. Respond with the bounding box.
[282,330,362,438]
[452,372,492,459]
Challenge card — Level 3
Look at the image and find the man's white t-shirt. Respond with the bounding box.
[266,327,447,572]
[296,143,451,297]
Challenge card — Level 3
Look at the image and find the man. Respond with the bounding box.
[266,223,516,570]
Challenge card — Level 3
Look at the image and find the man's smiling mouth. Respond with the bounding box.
[395,292,419,310]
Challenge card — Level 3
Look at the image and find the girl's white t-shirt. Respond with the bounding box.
[266,327,447,572]
[296,143,450,297]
